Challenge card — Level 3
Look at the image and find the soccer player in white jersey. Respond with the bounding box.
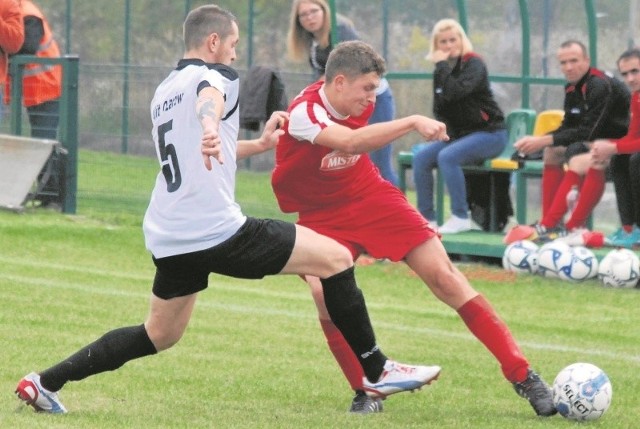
[15,5,440,414]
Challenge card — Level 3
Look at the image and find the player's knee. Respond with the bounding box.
[428,263,474,306]
[329,245,354,272]
[145,325,184,352]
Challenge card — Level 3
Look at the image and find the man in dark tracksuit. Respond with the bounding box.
[513,40,629,235]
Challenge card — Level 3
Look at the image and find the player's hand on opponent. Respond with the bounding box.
[201,125,224,170]
[414,115,449,142]
[259,111,289,151]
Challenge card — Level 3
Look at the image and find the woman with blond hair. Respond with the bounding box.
[287,0,399,187]
[413,18,508,233]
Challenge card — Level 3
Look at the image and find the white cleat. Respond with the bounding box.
[15,372,67,414]
[363,360,441,398]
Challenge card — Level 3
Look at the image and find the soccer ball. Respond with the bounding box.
[502,240,539,274]
[557,246,599,282]
[597,248,640,288]
[552,362,612,421]
[537,241,573,278]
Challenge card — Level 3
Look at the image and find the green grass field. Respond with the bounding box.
[1,150,639,428]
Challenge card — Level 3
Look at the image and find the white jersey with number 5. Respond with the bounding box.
[143,59,246,258]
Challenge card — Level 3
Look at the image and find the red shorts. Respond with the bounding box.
[298,183,438,261]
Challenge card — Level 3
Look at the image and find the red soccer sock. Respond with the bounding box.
[457,295,529,383]
[541,170,582,228]
[319,318,364,391]
[542,165,565,216]
[566,168,605,231]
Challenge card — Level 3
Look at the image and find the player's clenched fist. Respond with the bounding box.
[414,115,449,142]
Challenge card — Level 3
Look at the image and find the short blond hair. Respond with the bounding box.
[425,18,473,61]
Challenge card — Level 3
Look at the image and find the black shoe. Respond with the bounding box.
[512,369,558,416]
[349,390,383,414]
[531,222,567,244]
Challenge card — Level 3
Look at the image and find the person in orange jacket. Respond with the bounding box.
[7,0,62,139]
[0,0,24,118]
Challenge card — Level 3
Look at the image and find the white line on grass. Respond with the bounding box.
[0,255,453,317]
[2,272,639,365]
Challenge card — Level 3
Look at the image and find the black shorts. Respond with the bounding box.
[564,141,590,162]
[151,217,296,299]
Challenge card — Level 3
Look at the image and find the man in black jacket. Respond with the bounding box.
[513,40,629,228]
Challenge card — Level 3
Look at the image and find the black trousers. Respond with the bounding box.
[610,153,640,227]
[27,99,59,139]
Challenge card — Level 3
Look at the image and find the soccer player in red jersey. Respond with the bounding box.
[272,40,557,417]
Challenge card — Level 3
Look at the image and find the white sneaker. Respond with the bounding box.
[438,215,471,234]
[554,228,589,246]
[362,360,441,398]
[15,372,67,414]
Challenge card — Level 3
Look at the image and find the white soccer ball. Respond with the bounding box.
[537,241,573,278]
[597,248,640,288]
[552,362,612,421]
[502,240,539,274]
[558,246,599,282]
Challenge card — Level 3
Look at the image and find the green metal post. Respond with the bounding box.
[121,0,131,154]
[519,0,531,108]
[243,0,256,170]
[382,0,389,60]
[9,60,24,135]
[456,0,468,32]
[59,56,80,214]
[65,0,72,55]
[585,0,598,66]
[329,0,337,45]
[248,0,255,68]
[516,0,531,224]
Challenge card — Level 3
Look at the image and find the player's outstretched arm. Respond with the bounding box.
[237,111,289,160]
[314,114,448,154]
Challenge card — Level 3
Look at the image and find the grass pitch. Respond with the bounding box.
[1,150,639,428]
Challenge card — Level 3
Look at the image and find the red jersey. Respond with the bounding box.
[272,81,381,214]
[612,91,640,154]
[272,81,436,261]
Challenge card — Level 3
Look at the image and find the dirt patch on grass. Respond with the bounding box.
[457,263,516,283]
[395,259,516,283]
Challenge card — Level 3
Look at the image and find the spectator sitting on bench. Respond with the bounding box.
[512,40,629,242]
[591,48,640,248]
[413,19,508,234]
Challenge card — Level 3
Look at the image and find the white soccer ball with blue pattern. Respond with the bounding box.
[502,240,539,274]
[536,241,573,278]
[557,246,598,282]
[597,248,640,288]
[552,362,612,421]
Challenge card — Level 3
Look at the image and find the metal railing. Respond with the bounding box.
[9,55,79,214]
